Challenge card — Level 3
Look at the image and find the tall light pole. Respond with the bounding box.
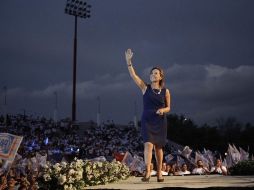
[97,96,101,129]
[3,86,7,125]
[54,91,58,123]
[65,0,91,122]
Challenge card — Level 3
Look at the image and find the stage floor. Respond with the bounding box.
[87,175,254,189]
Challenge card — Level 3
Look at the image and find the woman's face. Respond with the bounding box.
[166,165,171,172]
[216,159,222,166]
[182,164,188,171]
[162,163,167,170]
[150,69,162,83]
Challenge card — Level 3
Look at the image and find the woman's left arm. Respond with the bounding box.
[156,89,171,115]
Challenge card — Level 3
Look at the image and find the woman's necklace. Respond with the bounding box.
[151,87,161,95]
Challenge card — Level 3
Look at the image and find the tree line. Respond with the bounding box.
[166,114,254,155]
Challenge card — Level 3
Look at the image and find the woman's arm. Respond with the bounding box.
[221,166,228,175]
[125,49,147,94]
[156,89,171,115]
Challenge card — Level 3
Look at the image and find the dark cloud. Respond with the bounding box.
[3,63,254,125]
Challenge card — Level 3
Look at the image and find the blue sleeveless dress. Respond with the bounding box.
[141,84,167,147]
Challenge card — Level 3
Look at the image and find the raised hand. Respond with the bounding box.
[125,48,133,63]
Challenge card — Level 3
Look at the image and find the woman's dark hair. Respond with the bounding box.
[150,67,165,88]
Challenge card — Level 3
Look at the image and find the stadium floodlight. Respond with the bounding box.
[65,0,91,18]
[64,0,91,123]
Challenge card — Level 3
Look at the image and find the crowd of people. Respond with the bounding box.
[147,158,227,177]
[0,114,238,189]
[0,114,177,164]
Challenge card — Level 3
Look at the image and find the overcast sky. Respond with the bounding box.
[1,0,254,125]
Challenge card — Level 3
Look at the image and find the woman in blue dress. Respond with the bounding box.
[125,49,171,182]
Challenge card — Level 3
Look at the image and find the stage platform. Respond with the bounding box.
[87,175,254,189]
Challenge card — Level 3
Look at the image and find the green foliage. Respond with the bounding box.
[229,160,254,175]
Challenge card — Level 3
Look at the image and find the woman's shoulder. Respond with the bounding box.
[143,83,150,90]
[163,86,170,93]
[141,83,148,95]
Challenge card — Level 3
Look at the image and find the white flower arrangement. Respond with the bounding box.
[39,158,130,189]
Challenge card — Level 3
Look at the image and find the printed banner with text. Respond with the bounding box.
[0,133,23,161]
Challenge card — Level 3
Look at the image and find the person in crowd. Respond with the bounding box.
[210,158,227,175]
[176,163,191,175]
[125,49,171,182]
[28,175,39,190]
[165,164,172,175]
[7,176,17,190]
[192,160,210,175]
[19,174,30,188]
[161,162,169,176]
[167,163,179,175]
[0,174,7,190]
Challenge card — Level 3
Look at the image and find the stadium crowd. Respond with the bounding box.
[0,114,248,189]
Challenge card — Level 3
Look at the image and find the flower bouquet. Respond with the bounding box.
[38,158,130,190]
